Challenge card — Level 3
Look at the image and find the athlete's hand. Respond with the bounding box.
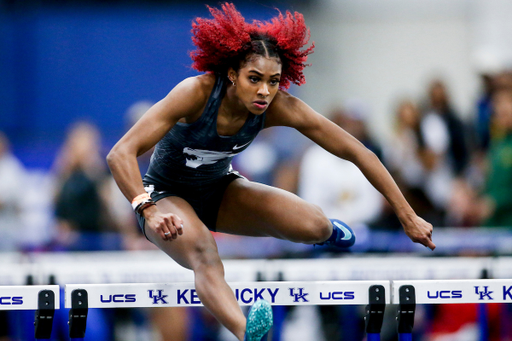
[143,205,184,241]
[400,214,436,250]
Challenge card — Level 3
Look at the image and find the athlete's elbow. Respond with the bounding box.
[106,145,123,170]
[358,148,379,164]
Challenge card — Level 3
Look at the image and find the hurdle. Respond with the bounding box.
[62,278,512,340]
[3,254,512,339]
[392,279,512,341]
[65,280,390,339]
[0,285,60,339]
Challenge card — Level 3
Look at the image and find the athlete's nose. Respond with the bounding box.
[258,83,270,97]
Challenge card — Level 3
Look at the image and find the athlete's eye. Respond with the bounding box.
[270,79,280,86]
[249,76,259,83]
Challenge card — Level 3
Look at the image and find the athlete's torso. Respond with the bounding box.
[145,74,266,186]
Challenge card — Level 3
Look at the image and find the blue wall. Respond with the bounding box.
[0,2,292,168]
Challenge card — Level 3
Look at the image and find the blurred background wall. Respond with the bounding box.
[0,0,301,168]
[298,0,512,141]
[1,0,512,166]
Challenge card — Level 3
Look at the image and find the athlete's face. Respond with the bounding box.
[229,55,282,115]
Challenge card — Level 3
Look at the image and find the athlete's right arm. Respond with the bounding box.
[106,75,212,241]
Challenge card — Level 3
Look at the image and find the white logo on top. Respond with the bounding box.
[232,141,251,151]
[183,148,236,168]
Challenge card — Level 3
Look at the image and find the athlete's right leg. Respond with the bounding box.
[143,196,247,341]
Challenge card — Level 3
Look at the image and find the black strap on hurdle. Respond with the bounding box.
[68,289,88,338]
[34,290,55,339]
[397,285,416,335]
[365,285,386,334]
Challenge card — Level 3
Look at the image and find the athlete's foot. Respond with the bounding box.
[244,299,273,341]
[315,219,356,248]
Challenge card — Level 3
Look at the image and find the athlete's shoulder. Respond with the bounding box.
[270,90,301,110]
[265,90,306,127]
[172,73,215,101]
[163,74,216,116]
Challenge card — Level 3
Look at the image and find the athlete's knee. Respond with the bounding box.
[297,205,331,244]
[189,243,224,275]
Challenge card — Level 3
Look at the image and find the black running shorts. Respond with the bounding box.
[136,171,243,239]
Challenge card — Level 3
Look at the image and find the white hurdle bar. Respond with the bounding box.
[64,279,512,308]
[393,279,512,304]
[0,285,59,311]
[65,280,389,339]
[65,280,390,308]
[0,285,60,339]
[63,279,512,340]
[4,279,512,339]
[391,279,512,341]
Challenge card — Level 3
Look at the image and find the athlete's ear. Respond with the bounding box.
[227,68,238,84]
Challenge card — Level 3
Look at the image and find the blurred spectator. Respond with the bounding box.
[0,131,26,252]
[421,79,470,176]
[338,99,383,160]
[298,106,383,228]
[382,100,443,228]
[448,88,512,228]
[474,72,497,152]
[445,178,482,227]
[384,99,426,189]
[404,80,471,217]
[50,121,117,251]
[474,89,512,227]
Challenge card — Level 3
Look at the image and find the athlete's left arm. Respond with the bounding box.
[266,91,436,250]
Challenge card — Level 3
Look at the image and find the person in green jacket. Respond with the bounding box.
[480,89,512,227]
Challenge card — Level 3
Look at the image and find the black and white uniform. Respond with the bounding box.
[137,74,266,235]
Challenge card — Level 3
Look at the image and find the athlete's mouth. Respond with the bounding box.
[253,101,268,109]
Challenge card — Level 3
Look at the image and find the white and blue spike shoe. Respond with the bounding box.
[316,219,356,248]
[244,299,273,341]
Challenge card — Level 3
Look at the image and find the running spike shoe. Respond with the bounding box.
[244,299,273,341]
[315,219,356,248]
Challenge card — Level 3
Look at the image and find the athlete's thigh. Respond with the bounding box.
[216,178,329,242]
[145,196,221,271]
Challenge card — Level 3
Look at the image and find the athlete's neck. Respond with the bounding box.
[221,85,250,120]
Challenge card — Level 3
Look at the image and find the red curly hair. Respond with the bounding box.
[190,2,314,90]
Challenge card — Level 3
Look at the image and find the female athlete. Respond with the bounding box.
[107,3,435,340]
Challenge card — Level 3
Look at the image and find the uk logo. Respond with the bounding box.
[474,286,494,300]
[148,290,168,304]
[289,288,309,302]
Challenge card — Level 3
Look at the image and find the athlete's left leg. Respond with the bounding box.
[216,178,333,243]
